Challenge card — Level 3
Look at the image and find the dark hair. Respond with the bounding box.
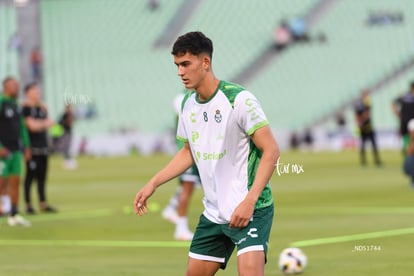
[171,31,213,58]
[24,82,38,94]
[411,81,414,89]
[2,76,15,87]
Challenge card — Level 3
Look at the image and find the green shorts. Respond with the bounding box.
[0,151,22,177]
[403,134,410,153]
[189,204,274,270]
[179,164,200,184]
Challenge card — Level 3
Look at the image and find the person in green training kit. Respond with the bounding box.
[134,32,279,276]
[0,76,32,226]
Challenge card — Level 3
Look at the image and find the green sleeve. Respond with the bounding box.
[20,116,30,148]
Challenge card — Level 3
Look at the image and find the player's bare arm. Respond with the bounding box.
[25,117,54,132]
[0,146,9,157]
[392,102,400,118]
[134,142,193,215]
[229,125,279,228]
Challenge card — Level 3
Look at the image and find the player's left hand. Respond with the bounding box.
[24,148,32,161]
[229,199,255,228]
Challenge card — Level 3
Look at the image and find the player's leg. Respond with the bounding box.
[187,215,234,275]
[7,152,31,226]
[162,186,181,223]
[403,155,414,187]
[0,158,11,215]
[237,251,265,276]
[37,155,56,212]
[186,258,221,276]
[360,134,367,165]
[62,133,76,170]
[24,157,36,214]
[175,180,195,240]
[369,132,382,166]
[0,177,11,215]
[177,181,195,217]
[9,175,20,216]
[226,205,274,276]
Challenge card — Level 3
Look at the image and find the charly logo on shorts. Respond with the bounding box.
[247,228,258,238]
[214,109,222,123]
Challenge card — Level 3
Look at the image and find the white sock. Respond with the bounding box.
[176,216,190,233]
[166,187,181,210]
[1,195,11,214]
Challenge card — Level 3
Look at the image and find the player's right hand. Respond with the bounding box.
[134,183,156,216]
[0,147,9,158]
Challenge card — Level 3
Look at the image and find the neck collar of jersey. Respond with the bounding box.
[0,93,15,100]
[196,80,222,104]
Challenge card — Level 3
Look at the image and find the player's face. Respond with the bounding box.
[174,52,208,90]
[4,79,19,98]
[28,86,40,102]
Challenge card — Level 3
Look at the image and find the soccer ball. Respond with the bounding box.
[278,247,307,274]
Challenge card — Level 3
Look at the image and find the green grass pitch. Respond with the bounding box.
[0,150,413,275]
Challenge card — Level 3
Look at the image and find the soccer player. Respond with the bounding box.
[0,76,31,226]
[354,90,382,166]
[134,32,279,275]
[22,83,56,214]
[162,93,201,241]
[403,119,414,188]
[393,81,414,153]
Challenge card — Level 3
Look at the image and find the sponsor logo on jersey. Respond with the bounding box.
[245,98,260,121]
[190,112,196,123]
[191,131,199,143]
[195,149,227,161]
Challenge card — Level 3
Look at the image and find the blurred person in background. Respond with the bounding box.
[289,132,300,150]
[58,104,77,169]
[403,119,414,188]
[393,81,414,154]
[288,16,309,42]
[162,92,201,241]
[302,129,314,151]
[30,47,42,82]
[148,0,159,11]
[354,90,382,166]
[0,77,31,226]
[8,32,22,54]
[22,83,57,214]
[273,19,292,51]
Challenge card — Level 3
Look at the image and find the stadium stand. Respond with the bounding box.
[39,0,414,137]
[249,0,414,130]
[40,0,320,136]
[0,4,18,78]
[40,0,185,134]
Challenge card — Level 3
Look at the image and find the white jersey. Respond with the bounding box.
[177,81,273,224]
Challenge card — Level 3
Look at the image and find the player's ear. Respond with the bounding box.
[202,55,211,70]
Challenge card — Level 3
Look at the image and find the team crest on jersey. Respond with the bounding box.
[215,109,222,123]
[5,108,14,118]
